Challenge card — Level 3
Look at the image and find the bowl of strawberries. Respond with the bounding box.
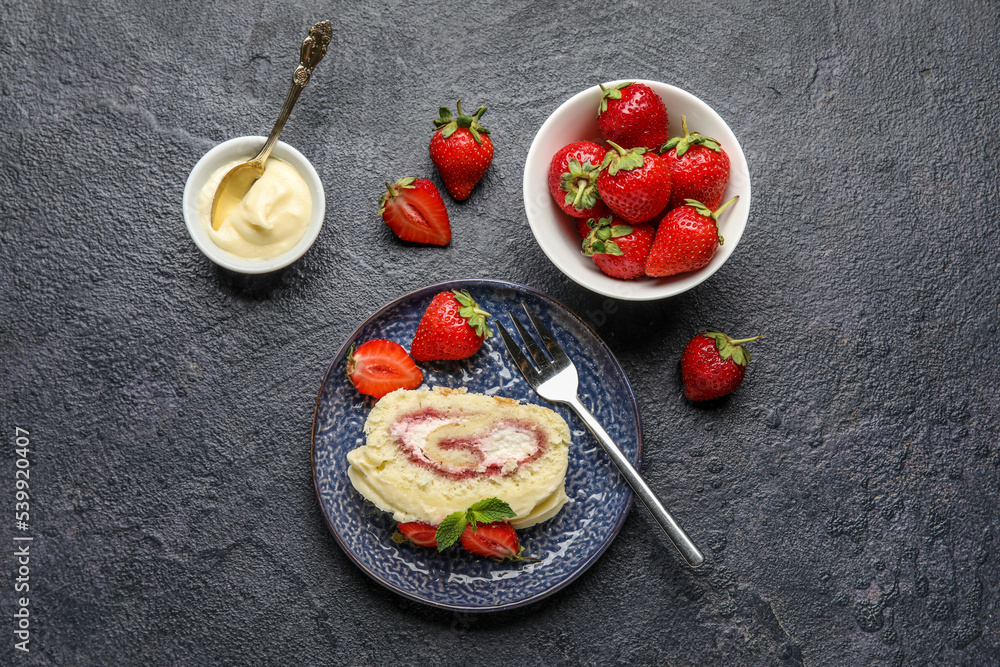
[523,79,751,301]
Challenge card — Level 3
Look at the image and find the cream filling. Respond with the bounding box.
[198,158,311,260]
[390,416,541,476]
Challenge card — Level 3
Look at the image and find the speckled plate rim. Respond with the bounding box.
[310,278,643,612]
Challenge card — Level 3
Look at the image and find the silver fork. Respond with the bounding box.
[497,303,704,568]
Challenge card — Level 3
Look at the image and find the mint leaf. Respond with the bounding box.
[467,498,516,526]
[434,511,468,551]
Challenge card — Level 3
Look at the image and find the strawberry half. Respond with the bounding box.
[346,339,423,399]
[660,116,731,211]
[393,522,439,549]
[596,141,672,224]
[681,330,762,401]
[459,521,529,561]
[430,100,494,201]
[645,197,738,277]
[548,141,609,219]
[581,216,655,280]
[378,177,451,246]
[410,289,493,361]
[598,81,669,150]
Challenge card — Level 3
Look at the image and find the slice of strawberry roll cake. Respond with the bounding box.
[347,387,570,528]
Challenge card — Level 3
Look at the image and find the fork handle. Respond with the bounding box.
[566,396,705,567]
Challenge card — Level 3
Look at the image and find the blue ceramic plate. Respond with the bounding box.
[311,279,641,612]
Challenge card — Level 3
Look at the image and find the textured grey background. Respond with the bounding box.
[2,0,999,665]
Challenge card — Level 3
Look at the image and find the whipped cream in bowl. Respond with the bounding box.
[182,136,325,273]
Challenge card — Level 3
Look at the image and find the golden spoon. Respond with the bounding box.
[211,20,332,230]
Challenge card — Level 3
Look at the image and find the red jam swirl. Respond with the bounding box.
[390,409,547,480]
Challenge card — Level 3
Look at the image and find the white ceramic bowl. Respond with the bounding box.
[523,80,751,301]
[183,136,325,273]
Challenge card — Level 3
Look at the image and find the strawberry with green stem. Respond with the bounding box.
[430,100,494,201]
[660,116,731,210]
[581,215,655,280]
[644,196,738,277]
[548,141,609,219]
[410,289,493,361]
[680,330,762,401]
[596,141,672,224]
[598,81,670,150]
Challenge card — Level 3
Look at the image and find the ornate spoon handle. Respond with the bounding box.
[251,20,332,166]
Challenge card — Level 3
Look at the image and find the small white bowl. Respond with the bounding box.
[523,80,751,301]
[183,136,325,273]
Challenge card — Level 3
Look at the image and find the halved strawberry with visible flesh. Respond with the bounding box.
[393,522,438,549]
[459,521,533,561]
[346,339,423,399]
[378,177,451,246]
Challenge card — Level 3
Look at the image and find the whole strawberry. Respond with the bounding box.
[429,100,494,201]
[581,216,654,280]
[660,116,731,210]
[548,141,609,219]
[680,330,761,401]
[596,141,671,224]
[410,289,493,361]
[598,81,669,150]
[645,197,738,277]
[378,177,451,246]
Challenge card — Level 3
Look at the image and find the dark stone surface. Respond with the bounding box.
[2,0,998,664]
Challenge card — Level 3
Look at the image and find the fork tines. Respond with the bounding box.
[496,302,570,382]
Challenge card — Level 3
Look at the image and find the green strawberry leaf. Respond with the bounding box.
[601,141,646,176]
[731,347,748,366]
[452,289,493,339]
[661,116,722,155]
[560,159,602,211]
[684,199,714,217]
[582,217,631,257]
[583,238,605,256]
[675,137,693,158]
[696,135,722,152]
[703,330,760,367]
[434,511,468,551]
[660,137,682,152]
[603,240,623,256]
[434,100,490,143]
[598,81,633,115]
